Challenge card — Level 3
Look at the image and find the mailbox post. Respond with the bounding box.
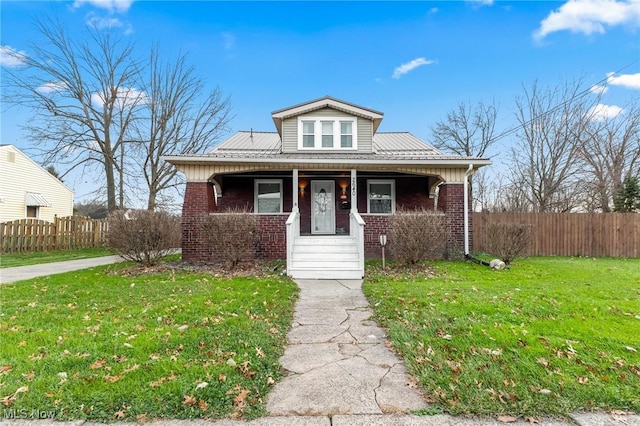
[379,234,387,270]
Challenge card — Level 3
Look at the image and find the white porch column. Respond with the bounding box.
[292,169,299,212]
[350,169,357,212]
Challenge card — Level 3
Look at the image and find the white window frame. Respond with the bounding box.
[367,179,396,214]
[297,116,358,150]
[26,205,39,219]
[254,179,283,214]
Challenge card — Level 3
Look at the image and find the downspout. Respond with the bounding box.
[463,163,474,256]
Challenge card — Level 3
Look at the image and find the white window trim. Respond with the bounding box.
[297,116,358,150]
[367,179,396,214]
[254,179,283,214]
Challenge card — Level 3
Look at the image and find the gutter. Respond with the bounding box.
[463,163,475,256]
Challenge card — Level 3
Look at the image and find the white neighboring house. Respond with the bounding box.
[0,145,73,222]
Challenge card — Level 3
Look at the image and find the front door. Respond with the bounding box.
[311,180,335,234]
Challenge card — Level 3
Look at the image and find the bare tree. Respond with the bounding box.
[130,48,232,210]
[2,18,143,212]
[431,100,498,157]
[576,102,640,212]
[509,79,596,212]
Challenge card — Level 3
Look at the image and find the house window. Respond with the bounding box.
[298,116,357,150]
[302,121,315,148]
[321,121,334,148]
[340,121,353,148]
[26,206,39,218]
[255,179,283,214]
[367,180,395,214]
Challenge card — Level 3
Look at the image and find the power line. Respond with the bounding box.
[485,59,640,147]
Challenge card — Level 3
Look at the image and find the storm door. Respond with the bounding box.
[311,180,335,234]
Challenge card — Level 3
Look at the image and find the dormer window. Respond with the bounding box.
[298,116,357,150]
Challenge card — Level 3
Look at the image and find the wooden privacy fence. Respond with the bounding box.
[0,216,109,253]
[473,212,640,258]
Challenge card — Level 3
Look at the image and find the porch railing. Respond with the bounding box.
[349,211,366,276]
[285,209,300,276]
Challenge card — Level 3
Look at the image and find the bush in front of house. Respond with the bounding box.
[388,208,448,264]
[199,208,260,268]
[106,209,181,266]
[484,222,534,264]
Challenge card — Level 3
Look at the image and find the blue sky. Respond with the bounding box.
[1,0,639,202]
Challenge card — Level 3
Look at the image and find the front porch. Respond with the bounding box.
[180,167,470,279]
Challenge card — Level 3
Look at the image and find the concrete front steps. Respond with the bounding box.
[288,235,363,279]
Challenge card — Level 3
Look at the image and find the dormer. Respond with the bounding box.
[271,96,384,154]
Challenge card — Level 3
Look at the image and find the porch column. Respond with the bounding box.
[350,169,357,212]
[292,169,299,212]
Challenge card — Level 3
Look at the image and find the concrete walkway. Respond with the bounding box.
[0,256,124,284]
[266,279,426,416]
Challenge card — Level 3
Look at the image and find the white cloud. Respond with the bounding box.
[589,83,608,94]
[589,103,624,120]
[606,71,640,89]
[73,0,134,14]
[392,57,435,79]
[465,0,494,6]
[222,32,236,50]
[38,81,68,94]
[91,87,147,109]
[86,13,124,30]
[534,0,640,41]
[0,45,27,68]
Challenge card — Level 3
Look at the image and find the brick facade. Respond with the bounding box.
[438,183,470,258]
[181,174,469,262]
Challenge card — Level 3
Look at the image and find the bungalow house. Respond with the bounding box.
[0,145,73,223]
[164,97,491,279]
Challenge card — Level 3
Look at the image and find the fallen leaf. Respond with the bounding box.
[105,374,123,383]
[525,416,541,424]
[498,416,517,423]
[256,347,265,358]
[114,409,126,419]
[577,376,589,384]
[624,346,637,353]
[198,399,208,411]
[233,389,250,408]
[218,374,227,382]
[183,394,196,407]
[22,371,36,381]
[537,358,549,367]
[195,381,208,390]
[90,359,106,369]
[267,377,275,386]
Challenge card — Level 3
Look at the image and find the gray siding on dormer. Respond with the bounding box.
[281,107,373,154]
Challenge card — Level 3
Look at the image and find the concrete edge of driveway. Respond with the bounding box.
[0,255,124,284]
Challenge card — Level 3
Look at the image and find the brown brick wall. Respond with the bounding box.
[361,214,390,258]
[182,181,216,262]
[438,183,470,258]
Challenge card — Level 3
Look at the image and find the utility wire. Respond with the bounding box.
[485,58,640,147]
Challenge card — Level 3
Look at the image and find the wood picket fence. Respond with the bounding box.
[473,212,640,258]
[0,216,108,253]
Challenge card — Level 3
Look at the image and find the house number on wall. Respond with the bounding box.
[351,177,356,197]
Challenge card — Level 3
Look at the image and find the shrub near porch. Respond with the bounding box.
[364,257,640,418]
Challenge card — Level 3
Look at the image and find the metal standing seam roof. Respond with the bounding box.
[207,131,448,159]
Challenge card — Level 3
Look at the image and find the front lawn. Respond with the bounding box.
[364,257,640,419]
[0,263,297,422]
[0,248,113,268]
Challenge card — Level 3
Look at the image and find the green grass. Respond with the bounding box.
[364,257,640,418]
[0,263,298,422]
[0,248,113,268]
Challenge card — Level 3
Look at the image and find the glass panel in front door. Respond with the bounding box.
[311,180,335,234]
